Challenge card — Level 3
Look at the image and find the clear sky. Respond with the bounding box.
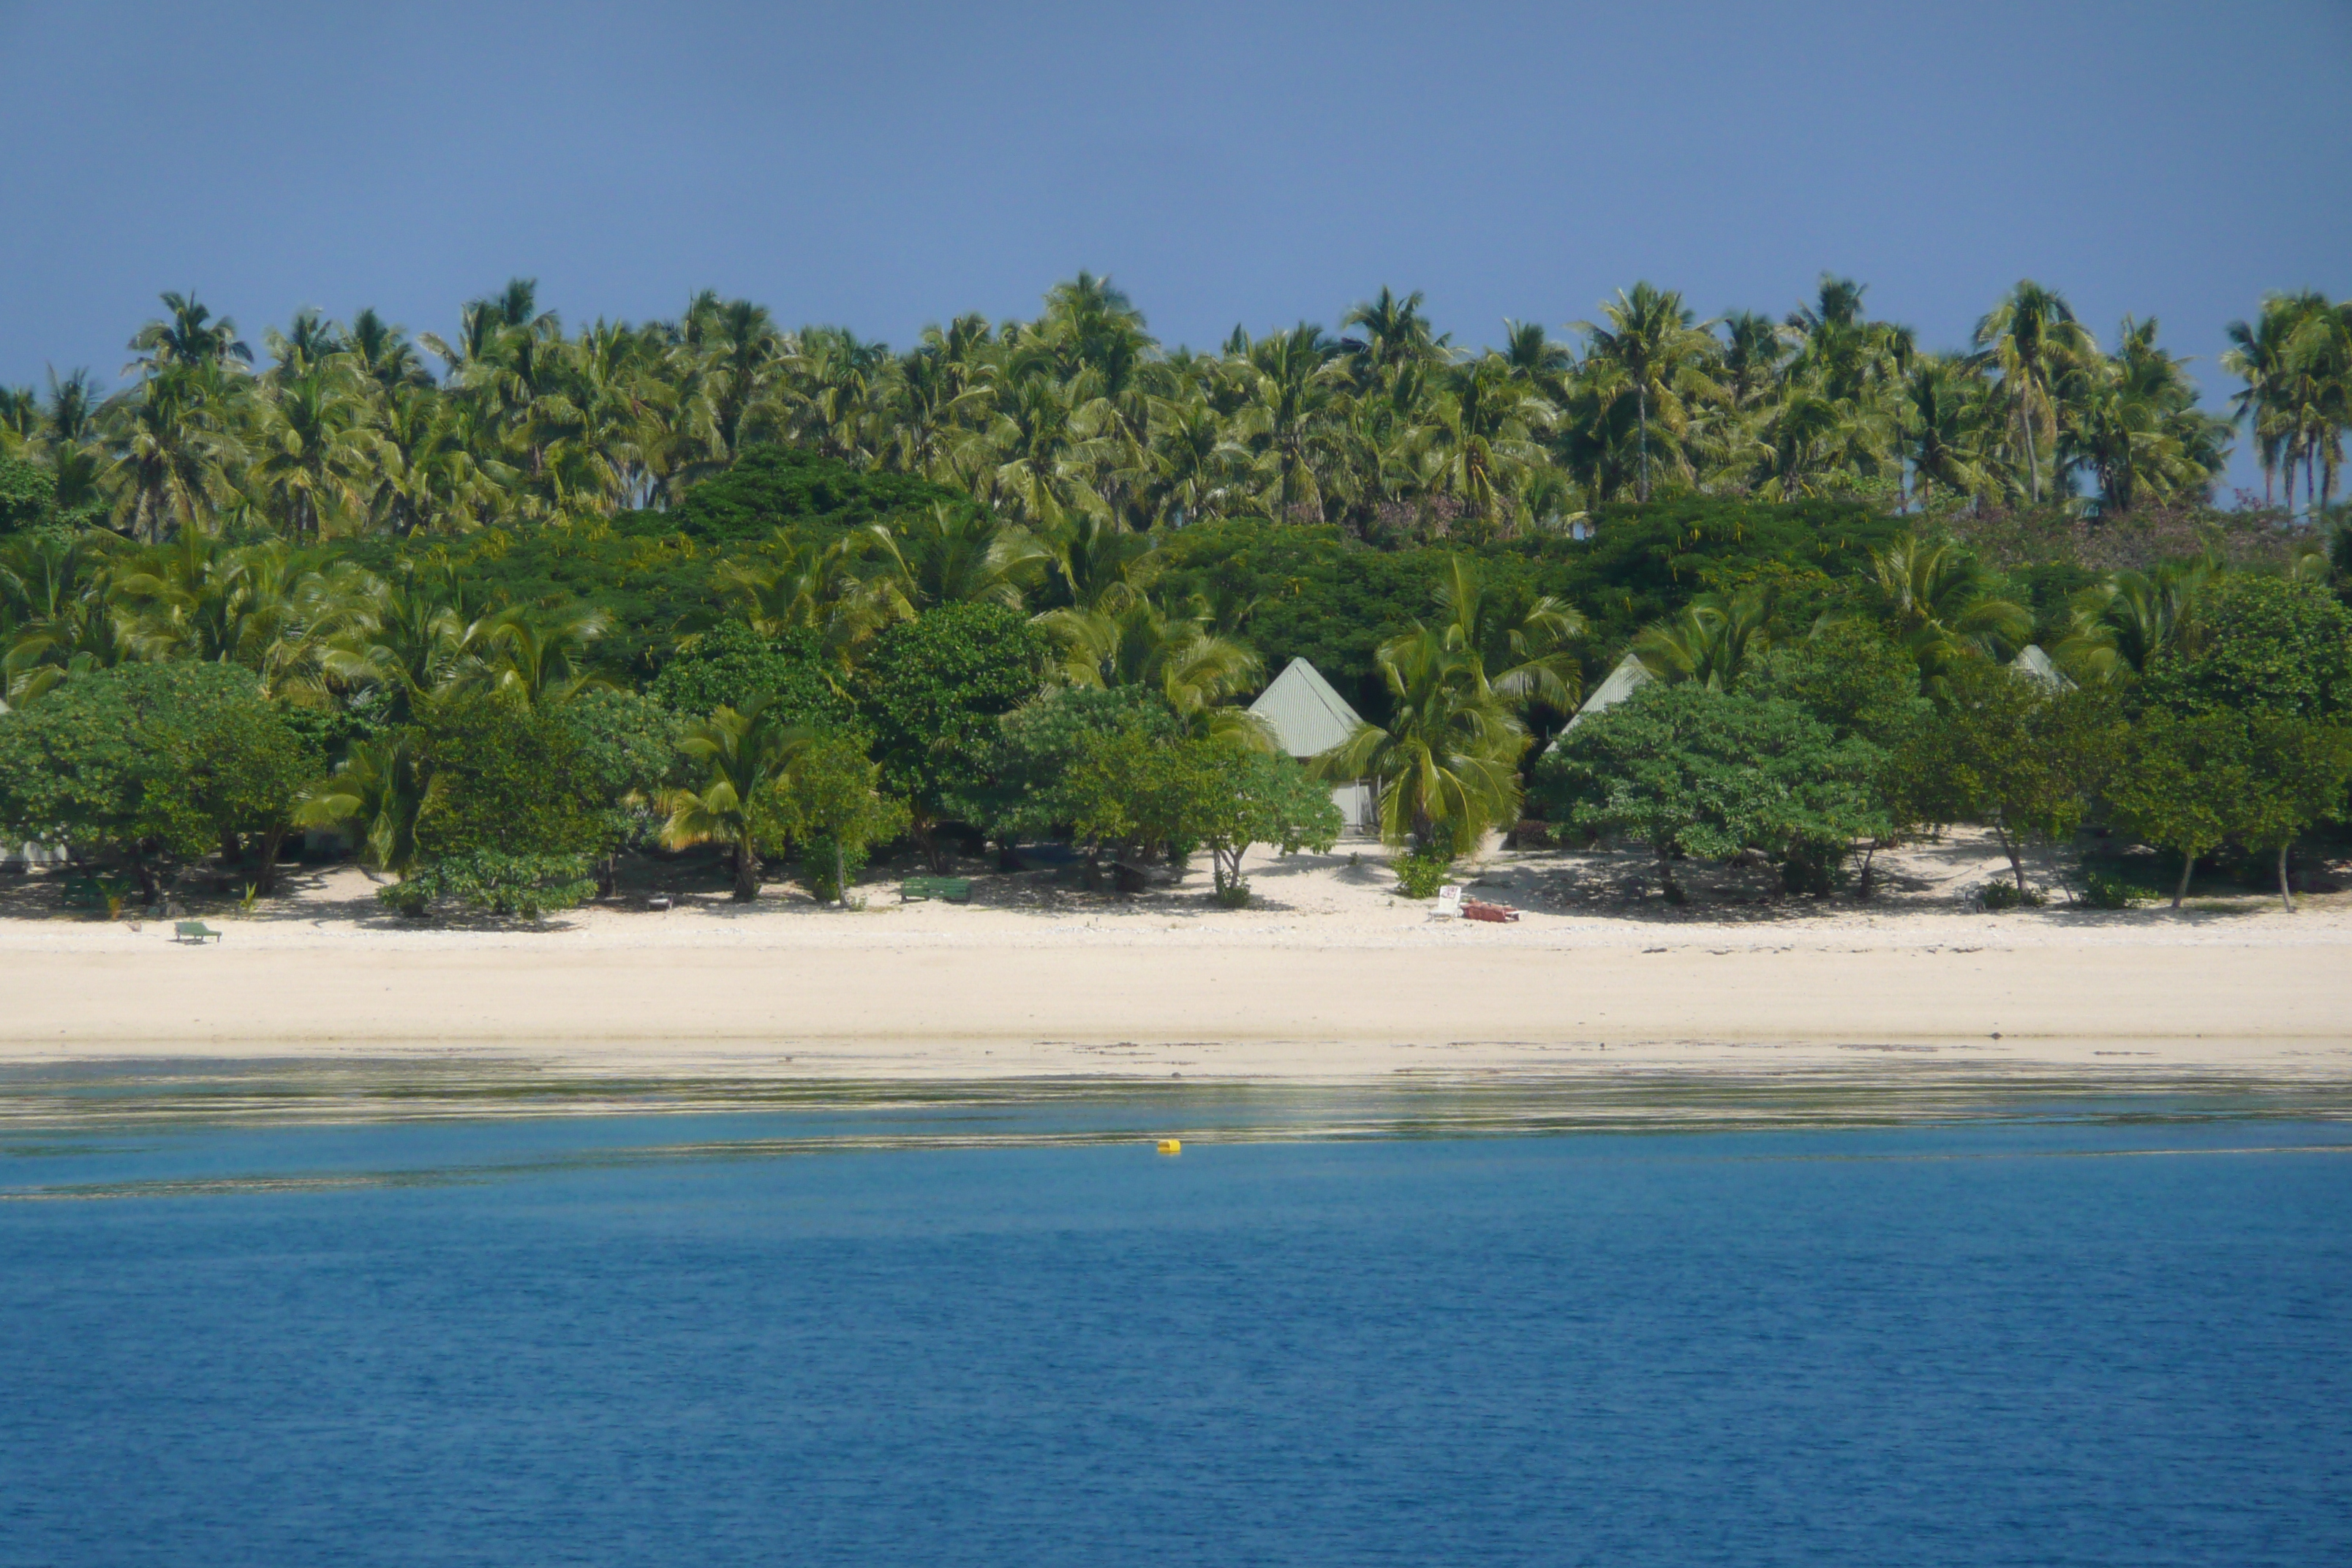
[3,0,2346,494]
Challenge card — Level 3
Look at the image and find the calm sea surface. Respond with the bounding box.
[2,1067,2348,1567]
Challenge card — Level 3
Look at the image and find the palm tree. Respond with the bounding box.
[1425,358,1551,529]
[1338,287,1447,386]
[2057,559,2211,685]
[325,570,469,721]
[1573,283,1719,501]
[1867,534,2033,676]
[1033,589,1268,746]
[2283,298,2351,513]
[103,363,244,543]
[462,603,612,706]
[0,531,130,704]
[660,697,810,899]
[1971,280,2095,504]
[2223,295,2306,508]
[127,292,252,374]
[1896,356,1991,506]
[1235,324,1343,519]
[875,503,1047,609]
[1428,555,1586,714]
[1630,587,1775,690]
[1322,625,1527,853]
[248,361,379,538]
[297,736,428,876]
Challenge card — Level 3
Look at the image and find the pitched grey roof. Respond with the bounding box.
[1248,657,1366,759]
[1562,653,1653,734]
[2010,644,2075,690]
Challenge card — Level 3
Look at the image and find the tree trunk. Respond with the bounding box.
[833,841,848,908]
[1991,821,2027,894]
[2172,852,2195,910]
[255,826,288,896]
[732,839,761,901]
[2277,843,2296,913]
[1636,384,1650,502]
[1656,848,1682,903]
[1858,842,1878,900]
[912,815,949,874]
[129,848,159,908]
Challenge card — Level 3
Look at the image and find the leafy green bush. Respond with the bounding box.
[1533,683,1888,902]
[798,835,869,904]
[1213,879,1252,908]
[2140,575,2352,721]
[381,851,595,919]
[409,694,603,862]
[1395,849,1452,898]
[0,663,317,901]
[643,445,977,548]
[649,622,856,729]
[856,603,1049,859]
[1979,881,2044,911]
[2080,869,2139,909]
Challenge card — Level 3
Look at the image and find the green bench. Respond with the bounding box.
[900,875,973,904]
[174,921,222,943]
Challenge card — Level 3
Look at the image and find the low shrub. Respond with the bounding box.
[1979,881,2045,911]
[2079,869,2140,910]
[1213,880,1252,909]
[1395,850,1452,899]
[800,834,870,904]
[384,851,595,919]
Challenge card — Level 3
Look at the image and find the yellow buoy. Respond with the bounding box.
[1157,1139,1182,1156]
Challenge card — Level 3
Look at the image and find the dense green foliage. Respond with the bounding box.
[648,622,854,728]
[853,603,1050,861]
[1903,663,2125,894]
[957,685,1178,845]
[1,275,2348,918]
[1534,684,1886,897]
[775,733,912,904]
[644,444,977,547]
[2138,576,2352,720]
[0,274,2273,555]
[0,663,314,899]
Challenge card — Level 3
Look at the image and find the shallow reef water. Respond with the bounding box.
[2,1061,2348,1566]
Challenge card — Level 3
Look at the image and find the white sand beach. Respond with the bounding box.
[2,829,2348,1084]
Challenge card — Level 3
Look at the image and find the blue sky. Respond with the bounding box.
[2,0,2346,494]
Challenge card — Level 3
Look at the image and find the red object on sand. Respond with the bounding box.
[1461,900,1520,923]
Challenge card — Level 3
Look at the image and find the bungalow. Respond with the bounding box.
[1247,657,1379,835]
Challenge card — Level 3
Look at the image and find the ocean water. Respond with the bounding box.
[2,1070,2348,1567]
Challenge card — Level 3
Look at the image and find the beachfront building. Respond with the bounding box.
[1556,652,1653,741]
[1248,657,1377,834]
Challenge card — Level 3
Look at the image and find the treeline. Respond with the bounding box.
[0,270,2346,916]
[15,269,2340,554]
[0,429,2344,916]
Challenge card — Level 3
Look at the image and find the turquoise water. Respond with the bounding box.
[2,1069,2348,1566]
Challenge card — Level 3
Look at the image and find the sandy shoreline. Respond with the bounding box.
[3,832,2348,1085]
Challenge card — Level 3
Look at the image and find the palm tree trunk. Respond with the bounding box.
[2277,843,2296,913]
[2021,393,2040,504]
[732,838,761,900]
[1636,383,1650,502]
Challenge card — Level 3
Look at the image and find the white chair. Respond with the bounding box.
[1433,884,1464,917]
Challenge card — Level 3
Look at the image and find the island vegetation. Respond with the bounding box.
[0,275,2348,918]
